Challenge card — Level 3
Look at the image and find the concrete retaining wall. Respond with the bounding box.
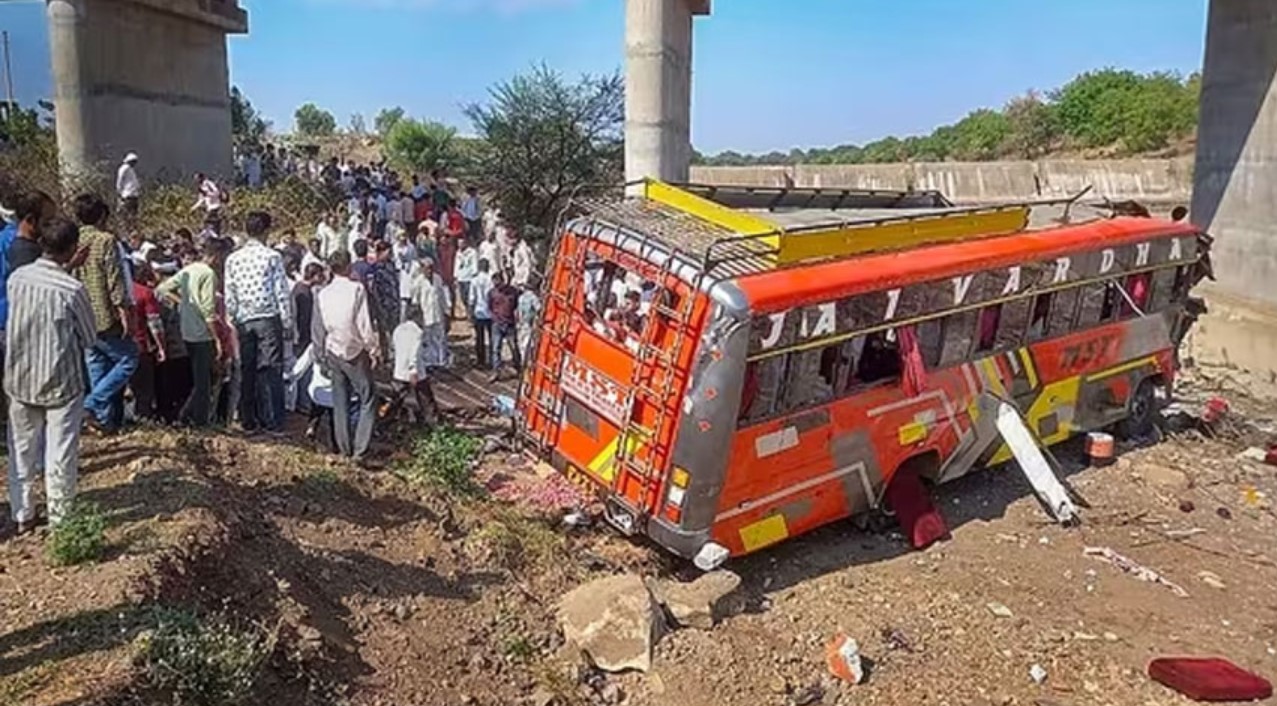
[690,157,1195,205]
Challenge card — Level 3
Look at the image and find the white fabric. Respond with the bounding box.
[478,240,500,272]
[8,397,83,525]
[116,163,141,199]
[316,275,379,361]
[468,271,494,320]
[411,272,451,328]
[511,240,534,288]
[394,242,418,299]
[391,320,426,383]
[196,178,222,212]
[454,246,478,283]
[316,221,344,258]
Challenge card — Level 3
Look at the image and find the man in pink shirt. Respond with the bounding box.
[312,249,381,465]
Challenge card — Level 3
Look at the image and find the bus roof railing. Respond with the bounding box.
[566,180,1106,280]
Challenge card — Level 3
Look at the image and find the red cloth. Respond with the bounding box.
[130,283,161,353]
[1148,657,1272,702]
[883,465,949,550]
[896,326,927,398]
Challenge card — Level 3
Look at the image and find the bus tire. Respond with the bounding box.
[1117,377,1158,440]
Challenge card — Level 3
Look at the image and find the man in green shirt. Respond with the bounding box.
[156,241,223,427]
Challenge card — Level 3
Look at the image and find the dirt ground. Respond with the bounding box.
[2,360,1276,706]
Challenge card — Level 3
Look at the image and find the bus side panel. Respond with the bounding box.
[709,369,974,557]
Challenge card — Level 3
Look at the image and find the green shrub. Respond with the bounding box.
[137,608,275,706]
[395,427,483,496]
[46,501,107,566]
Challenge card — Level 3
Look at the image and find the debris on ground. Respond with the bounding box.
[1148,656,1273,702]
[1029,663,1048,685]
[1083,545,1190,597]
[986,601,1015,618]
[558,574,661,673]
[648,570,742,630]
[825,634,866,684]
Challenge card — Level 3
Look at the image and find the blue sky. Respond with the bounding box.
[3,0,1208,153]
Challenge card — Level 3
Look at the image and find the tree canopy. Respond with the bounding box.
[375,107,407,137]
[294,103,337,137]
[383,118,459,175]
[231,86,268,146]
[464,64,623,237]
[695,68,1200,166]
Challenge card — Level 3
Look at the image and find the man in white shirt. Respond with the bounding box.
[410,257,451,369]
[316,211,344,259]
[478,230,501,275]
[467,258,494,370]
[510,230,534,289]
[116,153,141,223]
[387,303,439,426]
[312,249,381,464]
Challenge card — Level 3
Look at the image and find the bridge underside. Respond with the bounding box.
[46,0,247,182]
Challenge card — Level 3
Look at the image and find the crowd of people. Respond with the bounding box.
[2,162,543,537]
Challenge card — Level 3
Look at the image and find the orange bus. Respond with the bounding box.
[516,181,1210,568]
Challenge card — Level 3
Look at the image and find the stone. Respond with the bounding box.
[558,574,661,673]
[1029,664,1048,685]
[987,601,1014,619]
[649,570,742,630]
[528,687,557,706]
[1197,570,1228,589]
[825,634,865,684]
[1142,464,1189,489]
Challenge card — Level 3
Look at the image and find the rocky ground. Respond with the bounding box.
[1,361,1275,706]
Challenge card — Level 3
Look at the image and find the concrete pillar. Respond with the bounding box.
[45,0,248,184]
[1192,0,1277,307]
[625,0,710,188]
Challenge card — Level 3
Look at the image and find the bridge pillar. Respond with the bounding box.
[45,0,248,183]
[624,0,709,189]
[1193,0,1277,307]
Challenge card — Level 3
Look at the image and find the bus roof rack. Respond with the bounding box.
[567,180,1038,279]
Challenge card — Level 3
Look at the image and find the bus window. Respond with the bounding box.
[939,310,977,366]
[853,331,901,388]
[1120,272,1151,317]
[917,318,944,368]
[1048,288,1082,337]
[781,349,835,411]
[995,297,1031,350]
[974,304,1002,354]
[1149,267,1178,312]
[1027,292,1052,341]
[837,337,867,393]
[1076,283,1110,328]
[741,355,786,424]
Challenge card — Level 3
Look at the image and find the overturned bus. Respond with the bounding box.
[516,181,1210,568]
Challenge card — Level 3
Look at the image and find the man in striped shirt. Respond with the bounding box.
[6,218,97,534]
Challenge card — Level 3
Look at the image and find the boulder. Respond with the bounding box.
[649,570,742,630]
[558,574,660,673]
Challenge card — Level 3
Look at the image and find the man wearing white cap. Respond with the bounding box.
[117,153,141,221]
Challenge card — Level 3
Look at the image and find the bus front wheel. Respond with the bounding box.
[1116,378,1159,440]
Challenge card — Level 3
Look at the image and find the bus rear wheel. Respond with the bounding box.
[1116,378,1159,440]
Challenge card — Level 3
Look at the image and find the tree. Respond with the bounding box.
[1004,92,1059,159]
[375,107,406,137]
[294,103,336,137]
[383,118,459,175]
[0,100,54,148]
[464,64,624,236]
[349,112,367,135]
[950,109,1012,160]
[230,86,268,146]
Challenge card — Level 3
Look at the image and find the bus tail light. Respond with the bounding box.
[664,467,691,521]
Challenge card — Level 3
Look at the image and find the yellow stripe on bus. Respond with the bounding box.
[980,358,1008,397]
[1085,356,1157,383]
[1018,348,1039,389]
[587,434,643,483]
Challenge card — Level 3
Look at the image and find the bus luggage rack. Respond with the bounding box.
[572,195,781,279]
[568,180,1034,280]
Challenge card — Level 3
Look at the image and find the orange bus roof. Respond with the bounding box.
[734,216,1200,313]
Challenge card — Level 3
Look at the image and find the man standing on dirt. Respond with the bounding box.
[73,194,137,434]
[224,211,294,435]
[6,218,97,534]
[312,249,380,465]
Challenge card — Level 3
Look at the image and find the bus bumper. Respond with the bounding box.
[645,517,712,560]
